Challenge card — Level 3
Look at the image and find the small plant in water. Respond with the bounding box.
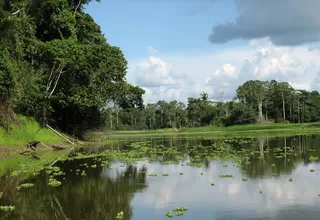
[179,172,184,175]
[219,174,233,178]
[222,164,228,167]
[259,190,262,194]
[201,172,203,175]
[0,206,15,212]
[165,211,173,217]
[149,173,157,176]
[81,170,87,176]
[289,178,293,182]
[242,178,248,181]
[116,211,124,219]
[162,173,169,176]
[310,169,315,172]
[211,183,215,186]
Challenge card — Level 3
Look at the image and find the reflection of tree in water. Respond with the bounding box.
[0,163,147,220]
[242,135,320,178]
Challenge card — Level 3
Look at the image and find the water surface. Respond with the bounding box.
[1,135,320,220]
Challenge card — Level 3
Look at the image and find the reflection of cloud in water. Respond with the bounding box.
[131,161,320,219]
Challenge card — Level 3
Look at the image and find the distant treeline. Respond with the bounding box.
[104,79,320,130]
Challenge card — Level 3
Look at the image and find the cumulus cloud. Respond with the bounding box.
[133,56,185,88]
[205,39,320,99]
[209,0,320,46]
[128,42,320,103]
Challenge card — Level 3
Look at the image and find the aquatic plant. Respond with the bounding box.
[91,164,97,168]
[242,178,248,181]
[165,211,173,217]
[211,183,215,186]
[310,169,315,172]
[116,211,124,219]
[0,206,15,212]
[162,173,169,176]
[81,170,87,176]
[271,164,276,167]
[219,174,233,178]
[222,164,228,167]
[17,183,35,191]
[310,156,319,161]
[149,173,157,176]
[289,178,293,182]
[173,206,188,212]
[176,211,184,216]
[179,172,184,175]
[259,190,262,194]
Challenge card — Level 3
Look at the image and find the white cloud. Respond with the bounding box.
[128,42,320,103]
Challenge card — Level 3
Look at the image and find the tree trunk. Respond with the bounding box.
[282,92,286,121]
[258,101,264,122]
[289,105,292,123]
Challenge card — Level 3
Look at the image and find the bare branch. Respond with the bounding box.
[12,9,20,15]
[74,0,82,16]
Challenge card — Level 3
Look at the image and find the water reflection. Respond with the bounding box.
[1,134,320,219]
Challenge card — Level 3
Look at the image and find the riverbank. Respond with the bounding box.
[0,116,64,157]
[110,122,320,136]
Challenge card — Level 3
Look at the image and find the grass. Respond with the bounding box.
[107,122,320,138]
[0,116,63,147]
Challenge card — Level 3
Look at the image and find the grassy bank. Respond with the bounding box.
[110,122,320,136]
[0,116,63,147]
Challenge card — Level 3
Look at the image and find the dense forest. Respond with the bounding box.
[107,79,320,130]
[1,1,320,136]
[0,0,144,136]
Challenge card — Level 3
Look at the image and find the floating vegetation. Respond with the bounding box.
[116,211,124,219]
[310,156,319,162]
[271,164,276,167]
[81,170,87,176]
[0,206,15,212]
[289,178,293,182]
[242,178,248,181]
[162,173,169,176]
[269,173,280,177]
[48,178,62,187]
[201,172,203,175]
[17,183,35,191]
[211,183,215,186]
[91,164,97,168]
[149,173,157,177]
[310,169,315,172]
[173,206,188,212]
[219,174,233,178]
[259,190,262,194]
[165,211,173,217]
[179,172,184,175]
[176,211,184,216]
[163,161,179,165]
[222,164,228,167]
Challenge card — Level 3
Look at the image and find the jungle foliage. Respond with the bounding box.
[0,0,144,135]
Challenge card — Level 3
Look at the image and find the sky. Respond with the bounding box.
[85,0,320,103]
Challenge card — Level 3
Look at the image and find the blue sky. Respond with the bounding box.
[85,0,238,59]
[85,0,320,103]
